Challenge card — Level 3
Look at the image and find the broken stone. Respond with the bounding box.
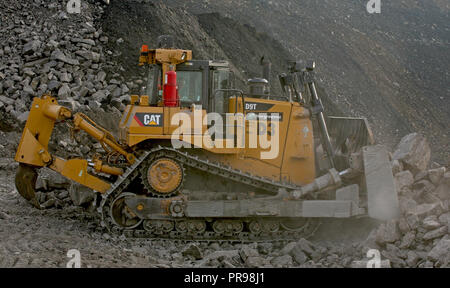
[428,167,446,185]
[57,190,69,200]
[182,244,203,260]
[0,211,10,220]
[395,170,414,193]
[422,215,442,230]
[245,256,266,267]
[412,203,442,219]
[17,111,29,124]
[405,214,420,230]
[398,196,417,215]
[58,84,71,99]
[51,50,79,65]
[0,95,14,106]
[41,198,56,209]
[270,255,293,267]
[435,172,450,200]
[405,251,420,267]
[438,212,450,225]
[294,238,316,257]
[239,246,259,262]
[97,71,106,82]
[427,238,450,266]
[391,159,403,175]
[375,220,401,245]
[412,180,436,199]
[392,133,431,174]
[423,226,447,241]
[399,231,416,249]
[92,90,108,102]
[23,40,41,55]
[69,182,95,206]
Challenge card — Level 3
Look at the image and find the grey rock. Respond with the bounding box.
[58,84,71,99]
[182,244,203,260]
[427,238,450,266]
[97,71,106,82]
[405,251,420,267]
[41,198,56,209]
[57,190,69,200]
[23,40,41,55]
[422,215,442,230]
[399,231,416,249]
[245,256,266,268]
[280,242,297,255]
[392,133,431,174]
[423,226,447,241]
[92,90,108,102]
[121,84,129,94]
[412,180,436,201]
[271,255,293,267]
[399,196,417,214]
[51,50,79,65]
[290,249,308,265]
[59,72,72,83]
[412,203,442,219]
[17,111,29,124]
[435,172,450,200]
[405,214,420,230]
[24,57,49,68]
[257,243,272,255]
[375,220,401,244]
[391,159,403,175]
[76,50,100,62]
[294,238,316,257]
[0,209,11,220]
[428,167,446,185]
[438,212,450,225]
[0,95,14,106]
[395,170,414,193]
[69,182,95,206]
[239,246,259,262]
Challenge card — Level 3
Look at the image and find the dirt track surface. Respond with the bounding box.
[0,163,380,268]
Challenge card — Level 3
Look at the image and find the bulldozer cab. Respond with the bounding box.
[144,59,234,113]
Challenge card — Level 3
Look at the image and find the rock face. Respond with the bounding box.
[392,133,431,174]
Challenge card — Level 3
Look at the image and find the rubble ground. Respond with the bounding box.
[1,133,448,268]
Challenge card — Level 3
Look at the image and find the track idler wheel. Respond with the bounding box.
[110,193,143,229]
[15,164,41,209]
[141,157,184,197]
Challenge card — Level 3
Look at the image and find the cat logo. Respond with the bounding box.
[134,113,163,127]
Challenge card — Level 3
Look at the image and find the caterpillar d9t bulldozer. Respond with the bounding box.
[14,39,399,241]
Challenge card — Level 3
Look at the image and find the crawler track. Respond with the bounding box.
[99,147,320,242]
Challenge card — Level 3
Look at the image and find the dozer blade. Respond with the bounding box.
[362,145,399,220]
[15,164,42,209]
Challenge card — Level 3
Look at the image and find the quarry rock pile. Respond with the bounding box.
[0,0,132,133]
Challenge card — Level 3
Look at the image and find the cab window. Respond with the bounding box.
[212,70,231,114]
[177,71,202,105]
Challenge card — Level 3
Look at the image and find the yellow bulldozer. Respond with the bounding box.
[14,38,399,240]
